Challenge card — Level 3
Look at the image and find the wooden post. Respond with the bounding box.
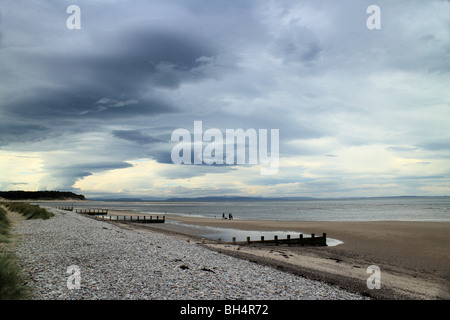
[261,236,264,242]
[274,235,278,245]
[287,235,291,246]
[311,233,315,238]
[232,237,236,244]
[247,236,251,244]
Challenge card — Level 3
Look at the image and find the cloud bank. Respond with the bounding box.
[1,0,449,198]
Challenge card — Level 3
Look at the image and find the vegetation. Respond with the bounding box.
[0,202,54,299]
[0,253,30,300]
[0,207,10,243]
[1,202,54,220]
[0,190,85,201]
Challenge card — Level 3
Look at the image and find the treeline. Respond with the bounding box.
[0,191,86,201]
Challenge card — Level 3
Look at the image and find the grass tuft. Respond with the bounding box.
[0,207,10,243]
[0,253,30,300]
[1,202,54,220]
[0,202,52,299]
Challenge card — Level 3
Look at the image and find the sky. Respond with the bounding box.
[0,0,449,199]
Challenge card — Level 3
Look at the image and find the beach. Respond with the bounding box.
[129,214,450,300]
[11,208,365,301]
[9,205,449,300]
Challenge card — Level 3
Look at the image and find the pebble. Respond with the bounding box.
[12,209,366,300]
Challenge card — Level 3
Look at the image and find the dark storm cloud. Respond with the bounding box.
[3,27,218,121]
[3,87,173,121]
[0,0,228,150]
[0,122,50,146]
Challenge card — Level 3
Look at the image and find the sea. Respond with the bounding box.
[37,196,450,222]
[35,197,450,245]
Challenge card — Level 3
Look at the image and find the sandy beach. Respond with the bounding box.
[122,213,450,300]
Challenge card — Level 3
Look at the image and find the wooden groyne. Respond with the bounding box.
[55,206,74,211]
[74,208,109,215]
[93,214,165,224]
[214,233,327,247]
[54,207,108,215]
[56,206,166,223]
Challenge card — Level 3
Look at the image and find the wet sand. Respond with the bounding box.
[120,213,450,300]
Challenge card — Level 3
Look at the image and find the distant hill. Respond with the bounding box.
[161,196,315,202]
[88,197,145,202]
[0,191,86,201]
[88,196,316,202]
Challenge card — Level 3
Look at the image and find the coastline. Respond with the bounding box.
[12,208,366,300]
[120,213,450,300]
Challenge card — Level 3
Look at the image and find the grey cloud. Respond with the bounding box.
[0,122,50,146]
[1,0,449,196]
[112,130,167,145]
[273,27,322,64]
[394,175,445,180]
[158,164,238,180]
[416,141,450,152]
[45,161,133,176]
[387,146,418,153]
[39,161,134,190]
[0,22,223,147]
[69,162,134,171]
[4,87,174,121]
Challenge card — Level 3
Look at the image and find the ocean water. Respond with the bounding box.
[164,219,344,246]
[38,197,449,245]
[39,196,450,222]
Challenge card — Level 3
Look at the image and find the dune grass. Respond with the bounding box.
[0,202,53,299]
[1,202,54,220]
[0,207,10,244]
[0,253,30,300]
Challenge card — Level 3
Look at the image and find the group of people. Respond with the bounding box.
[222,212,233,220]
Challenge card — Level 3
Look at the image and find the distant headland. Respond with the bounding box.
[0,191,86,201]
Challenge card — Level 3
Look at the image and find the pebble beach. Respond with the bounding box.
[12,208,365,300]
